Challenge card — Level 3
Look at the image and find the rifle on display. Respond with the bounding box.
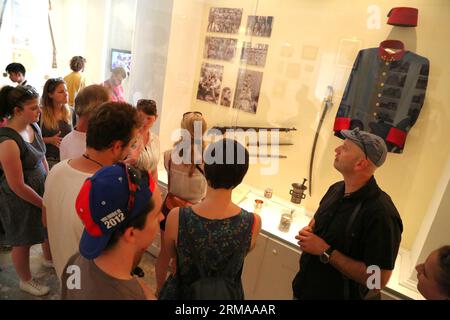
[249,154,287,159]
[211,126,297,134]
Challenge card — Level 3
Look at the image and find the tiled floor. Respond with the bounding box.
[0,245,158,300]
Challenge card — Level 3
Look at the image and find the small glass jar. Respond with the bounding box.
[254,199,264,213]
[278,209,293,232]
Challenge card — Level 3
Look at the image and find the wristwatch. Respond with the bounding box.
[319,246,334,264]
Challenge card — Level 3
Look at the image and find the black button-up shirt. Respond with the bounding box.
[292,177,403,299]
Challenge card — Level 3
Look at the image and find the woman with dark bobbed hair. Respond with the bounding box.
[157,139,262,299]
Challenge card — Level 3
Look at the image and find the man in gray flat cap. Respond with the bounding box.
[292,128,403,300]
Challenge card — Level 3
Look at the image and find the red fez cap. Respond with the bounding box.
[387,7,418,27]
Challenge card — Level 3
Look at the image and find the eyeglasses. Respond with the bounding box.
[48,77,64,83]
[19,85,39,99]
[46,78,65,91]
[183,111,202,118]
[353,129,368,160]
[137,99,156,106]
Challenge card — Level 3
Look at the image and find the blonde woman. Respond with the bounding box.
[155,111,208,292]
[40,78,73,169]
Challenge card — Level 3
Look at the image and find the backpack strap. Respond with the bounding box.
[251,212,257,236]
[195,164,205,176]
[342,200,363,299]
[167,155,172,193]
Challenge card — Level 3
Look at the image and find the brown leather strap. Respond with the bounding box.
[251,213,257,236]
[167,154,172,193]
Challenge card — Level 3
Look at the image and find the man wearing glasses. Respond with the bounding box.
[292,128,403,300]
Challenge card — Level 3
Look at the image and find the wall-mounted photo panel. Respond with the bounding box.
[246,16,274,37]
[204,36,238,61]
[207,7,243,34]
[111,49,132,74]
[233,69,264,114]
[220,87,233,107]
[196,63,224,104]
[241,42,268,67]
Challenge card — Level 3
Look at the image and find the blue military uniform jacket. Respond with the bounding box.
[334,40,429,153]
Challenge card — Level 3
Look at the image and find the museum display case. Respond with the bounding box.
[1,0,449,300]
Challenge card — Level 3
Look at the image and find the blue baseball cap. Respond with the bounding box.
[75,163,155,259]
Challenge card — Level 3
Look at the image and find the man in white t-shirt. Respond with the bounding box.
[43,102,140,280]
[60,85,110,161]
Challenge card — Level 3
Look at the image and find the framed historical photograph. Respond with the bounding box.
[246,16,274,37]
[220,87,233,107]
[111,49,132,75]
[196,63,224,104]
[207,7,243,34]
[204,37,238,61]
[233,69,264,114]
[241,42,269,67]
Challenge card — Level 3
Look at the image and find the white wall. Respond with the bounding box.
[409,155,450,279]
[0,0,52,91]
[57,0,111,85]
[127,0,174,135]
[157,0,205,152]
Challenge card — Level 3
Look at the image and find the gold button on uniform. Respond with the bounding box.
[378,94,382,98]
[373,113,377,116]
[380,83,385,87]
[376,103,380,107]
[382,72,386,76]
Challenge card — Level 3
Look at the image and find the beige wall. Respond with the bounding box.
[0,0,133,91]
[159,0,450,250]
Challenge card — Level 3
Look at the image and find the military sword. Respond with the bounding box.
[308,86,333,196]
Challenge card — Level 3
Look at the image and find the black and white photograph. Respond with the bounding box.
[207,7,243,34]
[246,16,274,37]
[241,42,269,67]
[220,87,233,107]
[197,63,224,104]
[204,36,238,61]
[233,69,264,114]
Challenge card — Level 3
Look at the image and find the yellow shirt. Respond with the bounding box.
[64,72,85,106]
